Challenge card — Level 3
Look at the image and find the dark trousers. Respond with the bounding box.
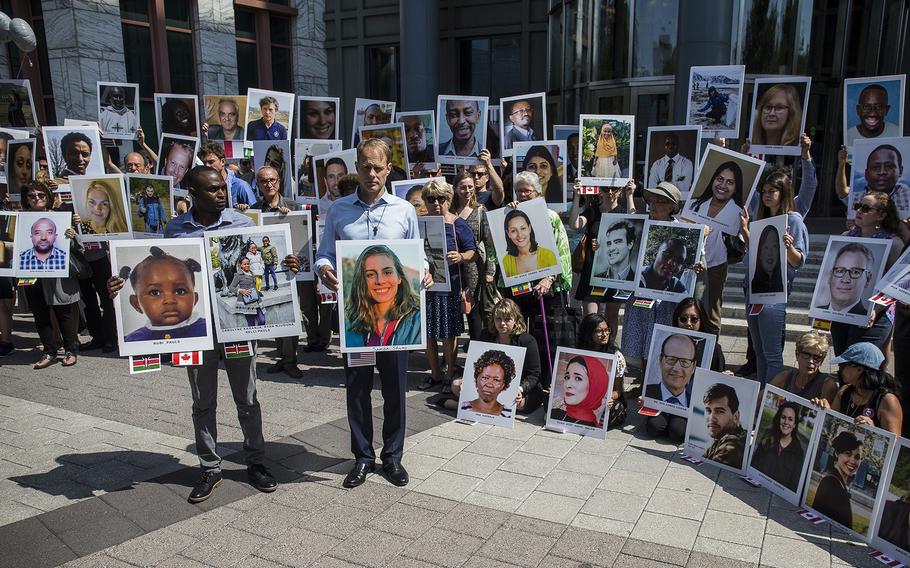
[893,304,910,438]
[300,280,334,347]
[24,284,79,355]
[79,257,115,346]
[345,351,408,464]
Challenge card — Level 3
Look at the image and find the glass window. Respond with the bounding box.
[549,4,563,93]
[164,0,191,27]
[271,46,292,92]
[593,0,629,81]
[235,8,257,40]
[237,42,258,93]
[120,0,148,21]
[742,0,801,74]
[122,24,154,94]
[459,36,520,101]
[368,45,399,102]
[233,4,295,91]
[270,15,290,45]
[167,31,196,93]
[632,0,677,77]
[566,0,590,86]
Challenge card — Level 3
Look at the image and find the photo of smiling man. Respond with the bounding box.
[844,75,905,151]
[457,341,526,429]
[643,325,716,416]
[809,236,890,327]
[849,137,910,219]
[634,220,705,303]
[590,214,646,288]
[436,95,489,166]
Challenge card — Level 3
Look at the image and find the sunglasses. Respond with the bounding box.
[677,315,700,324]
[425,195,447,203]
[853,203,882,213]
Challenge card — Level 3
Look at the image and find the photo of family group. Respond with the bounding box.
[336,239,425,353]
[487,198,562,288]
[397,111,437,171]
[154,93,199,138]
[513,141,566,210]
[350,98,395,147]
[109,239,214,356]
[97,82,140,140]
[578,114,634,187]
[685,65,745,138]
[545,347,617,439]
[70,174,132,242]
[457,341,526,429]
[634,220,705,303]
[499,92,547,157]
[204,225,302,343]
[645,126,700,197]
[848,136,910,220]
[42,126,104,179]
[642,325,717,417]
[436,95,489,166]
[804,410,895,540]
[589,213,646,289]
[843,75,905,151]
[244,88,294,143]
[684,369,761,474]
[809,236,890,326]
[748,77,811,156]
[203,95,247,142]
[681,144,764,235]
[297,96,339,140]
[125,174,172,238]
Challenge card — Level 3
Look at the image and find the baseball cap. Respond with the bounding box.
[643,181,681,206]
[830,342,885,370]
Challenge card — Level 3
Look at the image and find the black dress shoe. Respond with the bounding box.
[247,463,278,492]
[80,339,103,351]
[284,364,303,379]
[266,361,285,374]
[302,343,326,353]
[383,462,409,487]
[342,462,375,488]
[188,469,223,503]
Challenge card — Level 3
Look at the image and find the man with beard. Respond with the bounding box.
[19,217,67,271]
[439,99,482,157]
[647,132,694,194]
[461,349,515,418]
[701,383,746,467]
[503,99,536,150]
[207,99,244,141]
[645,334,697,409]
[247,96,287,141]
[402,114,434,164]
[99,85,139,138]
[639,238,688,293]
[319,157,347,214]
[858,144,910,219]
[846,84,901,148]
[595,220,637,282]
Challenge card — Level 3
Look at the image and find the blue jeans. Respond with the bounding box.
[264,263,278,289]
[747,302,786,384]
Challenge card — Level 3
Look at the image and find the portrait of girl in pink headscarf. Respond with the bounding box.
[550,355,613,428]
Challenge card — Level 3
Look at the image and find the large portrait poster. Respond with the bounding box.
[42,126,105,179]
[0,127,30,187]
[436,95,489,166]
[312,148,357,211]
[397,111,438,173]
[685,65,746,138]
[843,75,905,152]
[350,98,396,147]
[876,245,910,304]
[125,174,173,238]
[157,133,199,190]
[204,225,302,342]
[0,211,16,277]
[203,95,248,142]
[154,93,199,138]
[70,174,133,242]
[545,347,617,439]
[748,77,811,156]
[15,211,72,278]
[590,213,647,289]
[634,220,705,303]
[808,235,890,326]
[252,139,293,200]
[110,238,214,356]
[848,136,910,220]
[746,385,820,505]
[642,324,717,418]
[297,96,339,140]
[0,79,37,132]
[97,82,140,140]
[6,138,35,199]
[514,140,567,211]
[684,369,761,475]
[337,239,426,353]
[681,144,764,235]
[359,123,410,181]
[578,114,634,187]
[262,210,315,282]
[552,124,580,186]
[872,438,910,564]
[244,88,294,143]
[499,92,547,158]
[487,198,562,288]
[804,409,895,542]
[747,215,788,306]
[294,139,342,204]
[418,216,450,293]
[457,340,526,429]
[644,126,701,198]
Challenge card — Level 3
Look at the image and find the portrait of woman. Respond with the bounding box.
[160,98,196,137]
[750,401,805,492]
[344,244,422,348]
[501,209,557,278]
[549,355,612,428]
[751,224,784,294]
[521,145,562,205]
[7,89,26,127]
[592,122,620,179]
[78,180,129,235]
[689,160,744,231]
[299,99,336,139]
[751,83,803,148]
[7,140,33,196]
[811,430,862,530]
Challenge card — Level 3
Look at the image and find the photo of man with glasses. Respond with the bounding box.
[845,82,902,149]
[645,333,697,411]
[816,243,875,316]
[502,99,536,150]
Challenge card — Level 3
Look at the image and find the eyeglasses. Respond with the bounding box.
[661,355,695,368]
[470,171,487,177]
[677,315,700,324]
[853,203,882,213]
[260,177,280,185]
[594,327,610,336]
[510,108,532,116]
[425,195,447,203]
[798,351,825,364]
[831,267,870,279]
[26,192,46,200]
[859,103,886,113]
[762,104,789,114]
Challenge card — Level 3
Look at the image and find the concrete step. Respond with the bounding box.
[727,263,823,280]
[722,287,814,307]
[722,277,819,294]
[721,316,814,341]
[722,301,811,325]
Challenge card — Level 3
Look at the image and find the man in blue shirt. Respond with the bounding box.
[316,138,432,489]
[246,96,288,141]
[109,165,299,504]
[198,142,256,209]
[19,217,68,272]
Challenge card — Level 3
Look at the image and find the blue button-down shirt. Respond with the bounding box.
[246,119,287,141]
[315,190,420,272]
[19,246,68,271]
[164,207,254,239]
[227,171,257,206]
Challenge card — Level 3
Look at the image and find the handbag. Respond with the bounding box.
[571,234,588,273]
[478,281,502,323]
[241,289,261,304]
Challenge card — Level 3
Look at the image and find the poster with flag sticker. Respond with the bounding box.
[172,351,202,366]
[129,354,161,374]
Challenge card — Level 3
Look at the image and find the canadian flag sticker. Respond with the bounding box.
[172,351,203,366]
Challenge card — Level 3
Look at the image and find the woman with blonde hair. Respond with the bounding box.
[79,180,128,235]
[751,84,803,147]
[769,331,838,403]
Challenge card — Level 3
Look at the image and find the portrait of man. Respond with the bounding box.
[98,83,139,139]
[566,132,579,183]
[701,383,747,468]
[158,136,198,189]
[817,243,874,315]
[460,349,516,419]
[247,95,288,141]
[647,131,695,194]
[845,82,903,148]
[854,142,910,219]
[503,99,535,149]
[645,334,697,409]
[440,99,481,157]
[400,113,435,164]
[207,98,245,141]
[593,219,639,283]
[320,157,348,208]
[42,127,104,179]
[640,239,687,293]
[19,217,66,272]
[350,98,395,147]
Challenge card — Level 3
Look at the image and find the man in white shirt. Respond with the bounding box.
[648,132,694,195]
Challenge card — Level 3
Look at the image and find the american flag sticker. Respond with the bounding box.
[224,342,253,359]
[172,351,203,366]
[130,355,161,374]
[347,352,375,367]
